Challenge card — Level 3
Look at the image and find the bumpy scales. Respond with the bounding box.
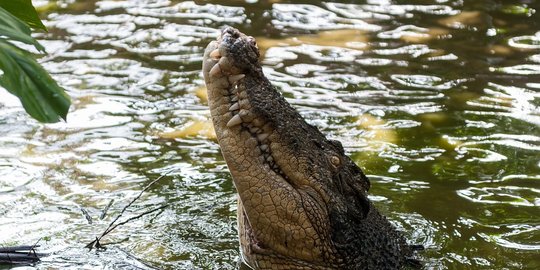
[202,27,421,270]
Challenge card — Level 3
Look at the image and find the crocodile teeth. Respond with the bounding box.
[227,114,243,127]
[218,56,232,69]
[209,64,222,77]
[260,144,268,151]
[229,74,245,84]
[209,49,221,59]
[229,102,240,111]
[239,110,251,120]
[230,95,238,102]
[257,133,269,141]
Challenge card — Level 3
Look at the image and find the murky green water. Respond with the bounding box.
[1,0,539,269]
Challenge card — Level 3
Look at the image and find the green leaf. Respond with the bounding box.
[0,0,47,31]
[0,40,70,123]
[0,7,44,52]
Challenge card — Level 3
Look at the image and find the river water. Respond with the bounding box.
[0,0,539,269]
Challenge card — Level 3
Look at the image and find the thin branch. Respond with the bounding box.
[85,205,166,250]
[103,205,167,237]
[100,199,115,220]
[99,174,167,240]
[85,173,169,250]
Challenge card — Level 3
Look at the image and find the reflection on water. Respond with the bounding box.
[1,0,539,269]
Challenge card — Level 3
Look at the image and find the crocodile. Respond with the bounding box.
[202,27,421,270]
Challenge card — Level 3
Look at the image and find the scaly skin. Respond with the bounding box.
[202,27,419,269]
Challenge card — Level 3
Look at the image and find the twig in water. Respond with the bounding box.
[99,205,167,246]
[85,173,168,250]
[0,240,43,265]
[100,199,115,220]
[81,207,93,224]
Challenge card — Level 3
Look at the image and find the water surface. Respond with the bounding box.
[1,0,539,269]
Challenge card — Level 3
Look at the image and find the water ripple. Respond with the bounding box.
[58,48,117,59]
[374,44,437,58]
[359,4,456,16]
[454,147,508,162]
[272,4,381,31]
[0,159,44,192]
[457,186,539,206]
[50,14,137,41]
[469,174,540,185]
[378,25,430,40]
[43,59,163,95]
[112,27,191,54]
[466,83,540,125]
[110,23,218,59]
[380,147,445,162]
[127,1,246,23]
[0,0,539,269]
[324,2,393,20]
[355,57,408,67]
[264,68,385,91]
[450,134,540,151]
[326,2,456,22]
[508,32,540,50]
[267,44,363,63]
[366,175,430,191]
[47,96,133,130]
[96,0,171,12]
[391,74,465,90]
[478,224,540,250]
[496,64,540,75]
[393,212,441,249]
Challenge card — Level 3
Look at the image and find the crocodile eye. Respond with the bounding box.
[330,155,341,167]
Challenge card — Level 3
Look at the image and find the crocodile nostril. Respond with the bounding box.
[224,27,240,38]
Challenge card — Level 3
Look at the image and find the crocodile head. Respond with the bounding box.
[203,27,416,269]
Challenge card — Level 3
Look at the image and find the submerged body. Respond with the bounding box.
[202,27,419,269]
